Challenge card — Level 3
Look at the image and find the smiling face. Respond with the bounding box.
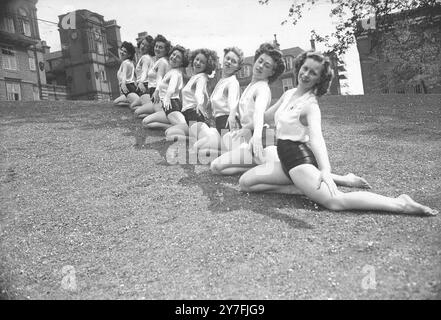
[169,50,184,68]
[297,57,324,91]
[119,47,128,60]
[192,53,208,74]
[154,41,167,58]
[222,51,240,77]
[139,39,149,55]
[252,53,275,82]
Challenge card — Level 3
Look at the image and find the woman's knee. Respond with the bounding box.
[322,196,345,211]
[210,159,222,174]
[238,174,252,192]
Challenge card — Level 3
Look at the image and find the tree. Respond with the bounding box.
[258,0,440,55]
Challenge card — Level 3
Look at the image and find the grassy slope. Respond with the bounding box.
[0,94,440,300]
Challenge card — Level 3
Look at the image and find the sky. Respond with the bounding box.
[36,0,364,94]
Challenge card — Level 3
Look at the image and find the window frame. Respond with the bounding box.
[1,47,18,71]
[6,82,22,101]
[282,77,294,92]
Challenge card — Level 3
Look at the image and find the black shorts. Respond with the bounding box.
[162,98,182,116]
[147,87,156,97]
[135,82,149,96]
[215,115,229,135]
[121,83,137,96]
[276,139,318,177]
[182,109,207,126]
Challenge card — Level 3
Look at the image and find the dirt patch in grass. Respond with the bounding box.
[0,95,440,299]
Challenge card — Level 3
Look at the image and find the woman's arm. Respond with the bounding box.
[305,103,338,196]
[153,59,168,103]
[163,71,179,110]
[264,90,287,125]
[138,56,151,92]
[226,81,240,129]
[120,61,129,93]
[156,59,168,86]
[248,86,271,162]
[140,56,152,82]
[195,76,208,114]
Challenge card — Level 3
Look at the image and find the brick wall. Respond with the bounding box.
[357,6,441,94]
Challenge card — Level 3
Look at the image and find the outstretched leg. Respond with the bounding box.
[289,164,437,216]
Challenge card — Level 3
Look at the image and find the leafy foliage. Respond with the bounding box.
[258,0,440,55]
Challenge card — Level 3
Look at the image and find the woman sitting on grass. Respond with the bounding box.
[192,47,243,157]
[113,41,137,106]
[210,44,371,190]
[134,35,171,118]
[163,48,219,141]
[238,51,437,216]
[141,45,189,130]
[209,42,285,175]
[129,35,155,110]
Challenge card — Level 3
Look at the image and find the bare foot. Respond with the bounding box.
[398,194,438,216]
[345,173,372,189]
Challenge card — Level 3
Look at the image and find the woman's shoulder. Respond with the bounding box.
[157,57,169,66]
[228,75,239,86]
[255,81,271,94]
[285,87,297,95]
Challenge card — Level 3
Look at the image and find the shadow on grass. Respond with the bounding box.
[180,165,315,229]
[134,132,314,229]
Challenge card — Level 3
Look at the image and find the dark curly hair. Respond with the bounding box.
[121,41,136,61]
[169,45,189,68]
[293,51,334,97]
[223,46,244,72]
[189,48,219,75]
[153,34,171,58]
[254,43,285,84]
[137,35,155,56]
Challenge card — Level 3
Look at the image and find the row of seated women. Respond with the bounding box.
[113,34,437,216]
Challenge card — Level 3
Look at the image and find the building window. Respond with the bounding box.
[18,8,31,37]
[6,82,21,101]
[238,64,252,79]
[23,20,31,36]
[29,55,36,71]
[1,16,15,33]
[101,70,107,81]
[282,78,293,92]
[1,48,18,70]
[283,56,294,71]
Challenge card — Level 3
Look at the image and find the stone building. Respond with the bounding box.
[0,0,47,101]
[356,5,441,94]
[48,10,122,100]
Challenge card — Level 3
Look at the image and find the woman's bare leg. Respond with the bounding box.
[210,144,256,175]
[239,161,303,194]
[134,101,160,118]
[142,110,170,130]
[288,164,437,216]
[113,95,129,106]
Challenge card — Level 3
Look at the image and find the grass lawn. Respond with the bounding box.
[0,94,440,300]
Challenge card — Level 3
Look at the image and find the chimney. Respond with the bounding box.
[41,40,51,54]
[273,34,280,49]
[310,38,316,51]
